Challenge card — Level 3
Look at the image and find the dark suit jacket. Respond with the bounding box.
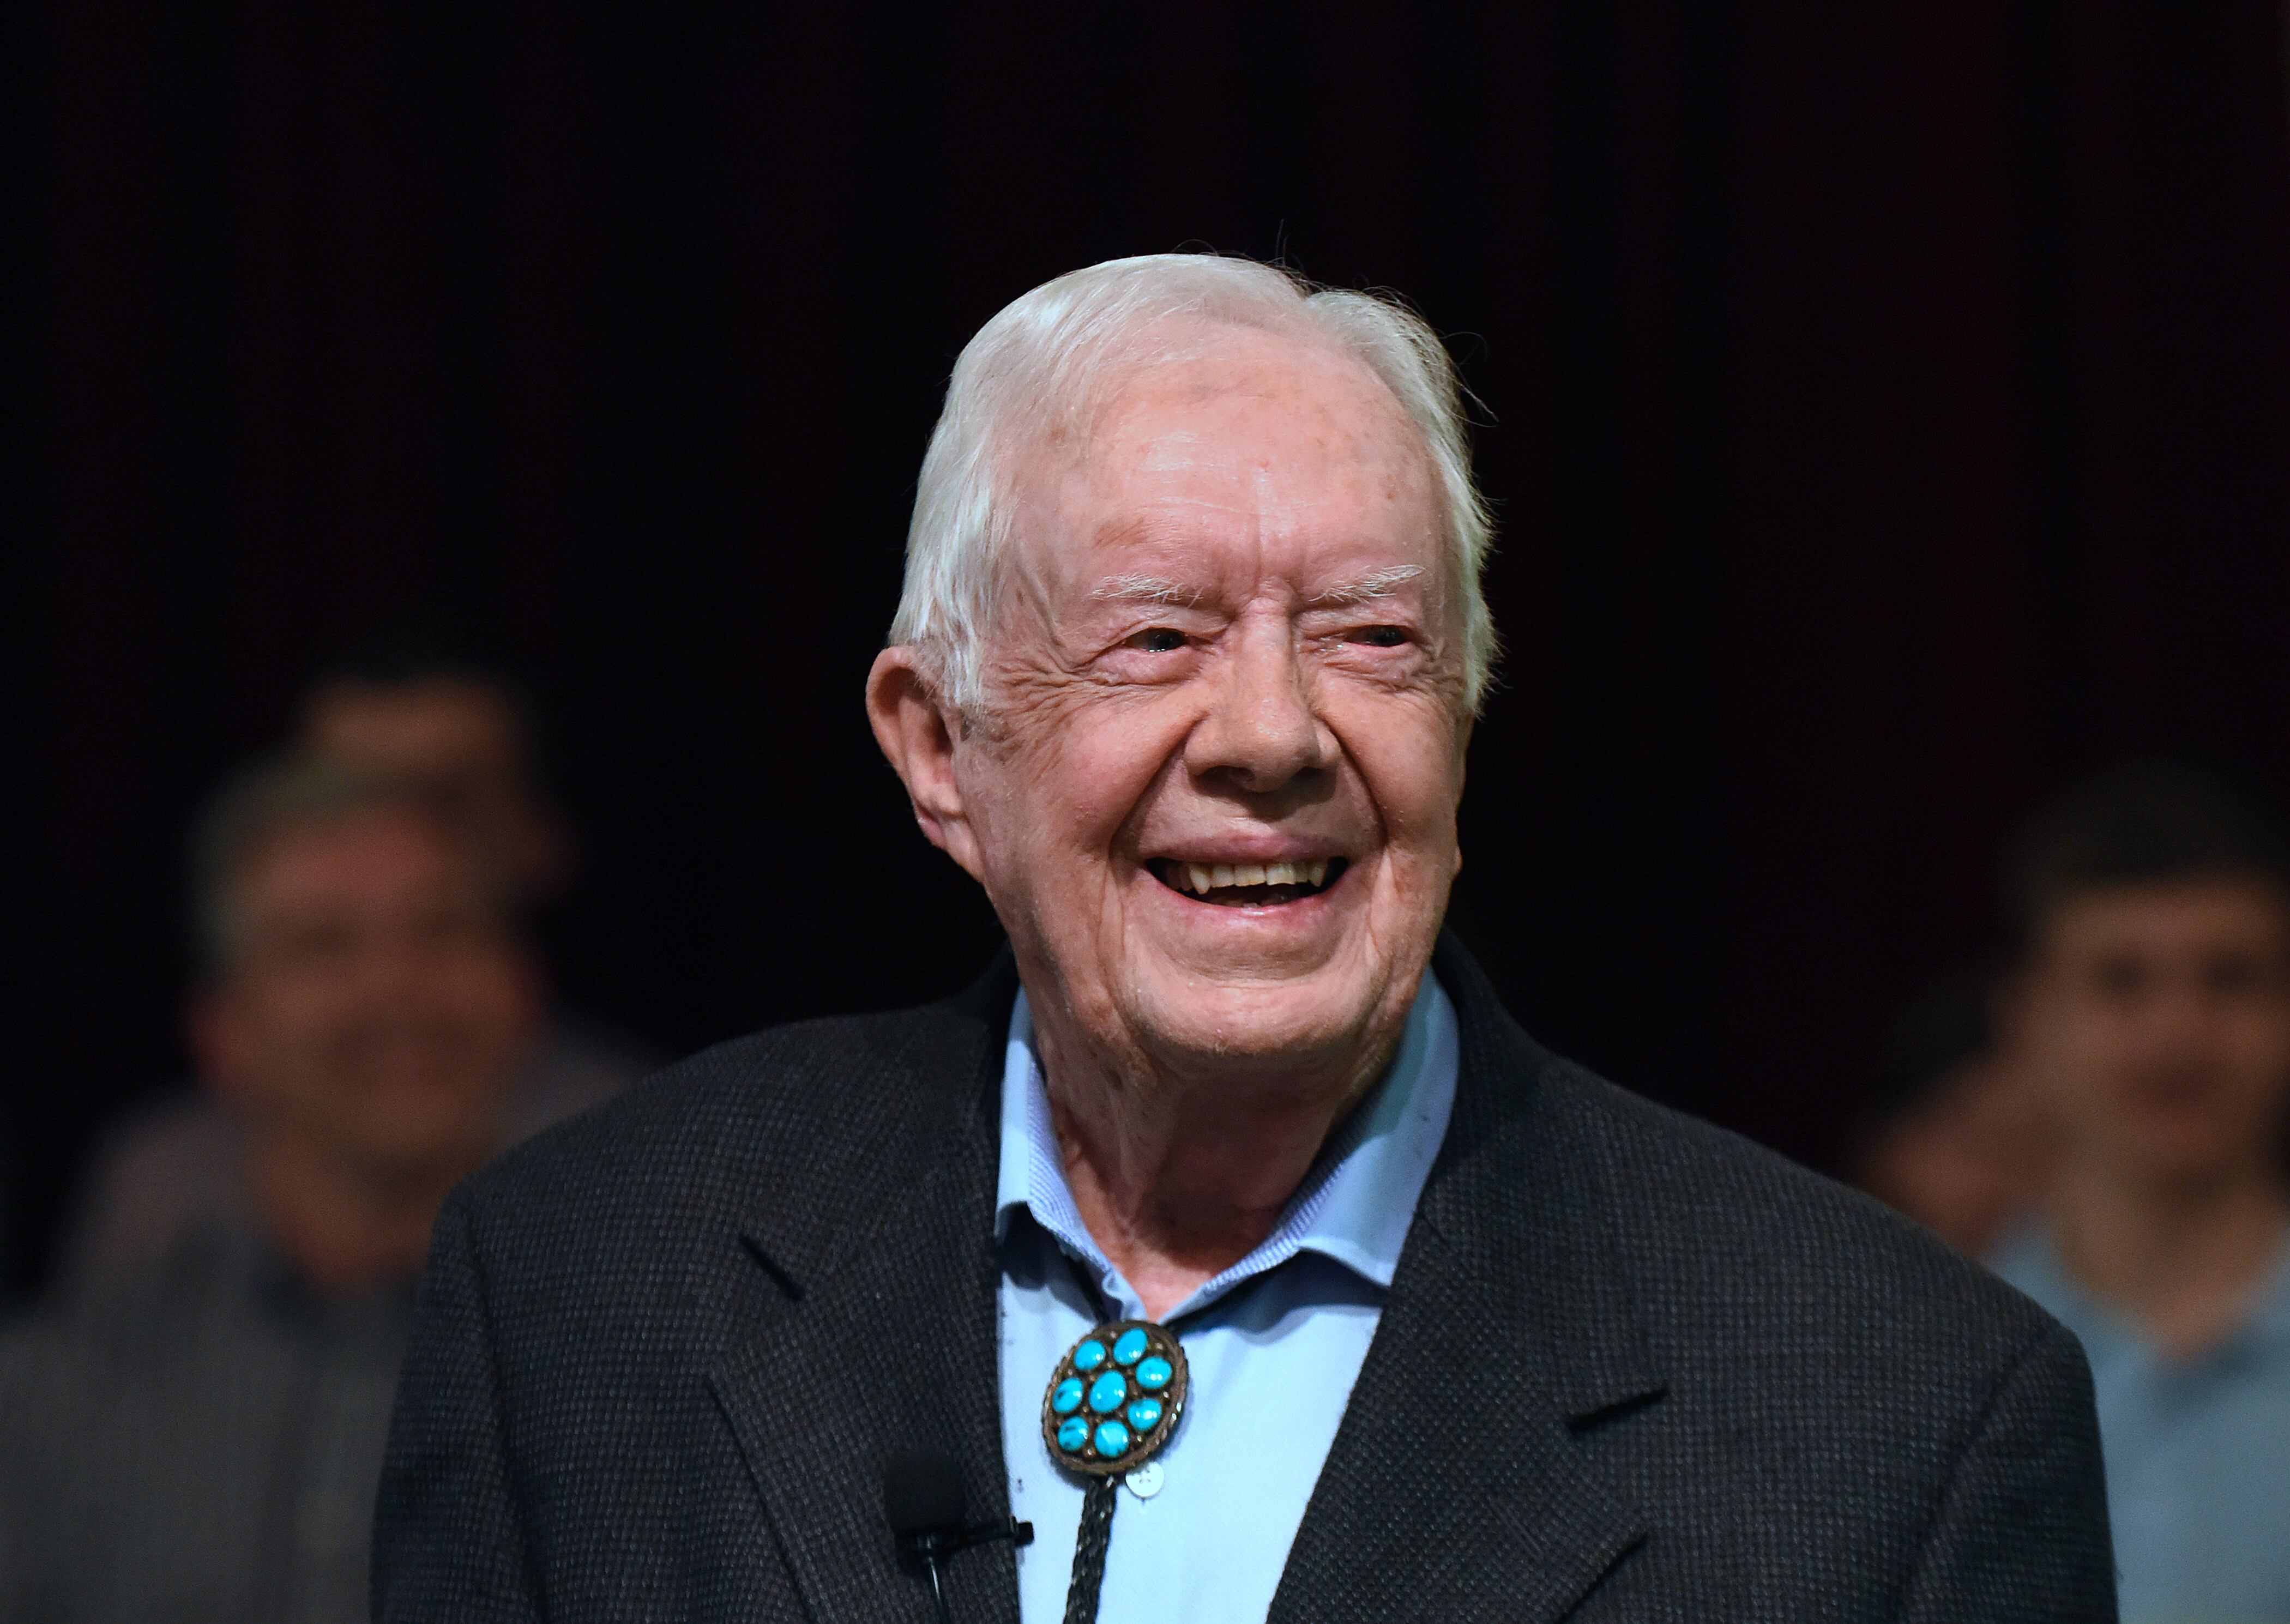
[373,938,2115,1621]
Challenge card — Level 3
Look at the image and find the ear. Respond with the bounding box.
[187,986,251,1103]
[1450,713,1473,878]
[511,807,574,899]
[866,647,986,882]
[1991,964,2040,1057]
[499,941,548,1050]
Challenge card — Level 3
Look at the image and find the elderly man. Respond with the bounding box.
[374,256,2112,1622]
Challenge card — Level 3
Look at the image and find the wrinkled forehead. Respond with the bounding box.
[1001,324,1446,606]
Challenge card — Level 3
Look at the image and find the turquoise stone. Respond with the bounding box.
[1071,1339,1107,1373]
[1135,1355,1173,1391]
[1088,1371,1128,1414]
[1093,1420,1131,1457]
[1125,1396,1162,1433]
[1050,1377,1084,1416]
[1112,1327,1149,1366]
[1056,1416,1090,1454]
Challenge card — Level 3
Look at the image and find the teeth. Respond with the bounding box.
[1162,858,1335,895]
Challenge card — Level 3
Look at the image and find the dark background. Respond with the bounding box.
[13,2,2290,1288]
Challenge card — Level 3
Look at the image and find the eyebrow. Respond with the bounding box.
[1310,565,1427,607]
[1090,574,1202,606]
[1087,564,1428,610]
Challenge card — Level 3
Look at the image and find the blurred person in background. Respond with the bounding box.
[0,1124,16,1307]
[297,626,656,1116]
[1853,966,2052,1257]
[53,628,656,1301]
[0,758,538,1623]
[1990,765,2290,1624]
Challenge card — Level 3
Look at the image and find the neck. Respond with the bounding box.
[248,1131,473,1299]
[2046,1155,2289,1360]
[1032,1012,1403,1323]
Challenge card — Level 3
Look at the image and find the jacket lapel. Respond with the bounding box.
[1269,938,1666,1623]
[707,964,1023,1624]
[700,940,1658,1622]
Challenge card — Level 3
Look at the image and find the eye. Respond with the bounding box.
[1346,625,1410,648]
[2091,955,2149,1001]
[2205,952,2274,998]
[1125,627,1189,654]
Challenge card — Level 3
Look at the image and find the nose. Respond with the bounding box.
[1184,618,1337,794]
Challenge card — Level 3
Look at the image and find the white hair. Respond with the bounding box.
[889,253,1498,713]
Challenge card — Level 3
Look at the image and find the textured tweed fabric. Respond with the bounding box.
[373,937,2116,1622]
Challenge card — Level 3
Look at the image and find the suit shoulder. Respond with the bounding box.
[1538,1058,2060,1363]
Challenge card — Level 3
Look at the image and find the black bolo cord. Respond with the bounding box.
[1060,1477,1120,1624]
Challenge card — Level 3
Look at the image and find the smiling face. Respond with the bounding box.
[875,324,1470,1097]
[196,807,539,1191]
[2011,878,2290,1193]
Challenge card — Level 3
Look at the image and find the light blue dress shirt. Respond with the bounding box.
[1994,1227,2290,1624]
[994,974,1459,1624]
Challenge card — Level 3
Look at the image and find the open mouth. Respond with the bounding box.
[1146,856,1347,907]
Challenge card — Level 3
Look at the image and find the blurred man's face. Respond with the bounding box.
[2013,878,2290,1191]
[1859,1056,2051,1257]
[196,809,539,1190]
[878,325,1471,1090]
[304,679,563,898]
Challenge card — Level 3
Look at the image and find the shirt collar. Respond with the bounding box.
[1994,1221,2290,1366]
[993,971,1460,1322]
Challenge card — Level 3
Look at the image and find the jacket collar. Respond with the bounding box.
[709,952,1021,1623]
[993,973,1460,1316]
[712,937,1664,1623]
[1268,934,1664,1621]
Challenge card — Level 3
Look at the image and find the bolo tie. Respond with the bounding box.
[1039,1319,1190,1624]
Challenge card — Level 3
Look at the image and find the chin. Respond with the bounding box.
[1125,960,1410,1071]
[345,1088,500,1163]
[346,1124,496,1186]
[2131,1137,2251,1184]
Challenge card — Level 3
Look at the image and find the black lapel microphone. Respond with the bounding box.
[883,1448,1034,1622]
